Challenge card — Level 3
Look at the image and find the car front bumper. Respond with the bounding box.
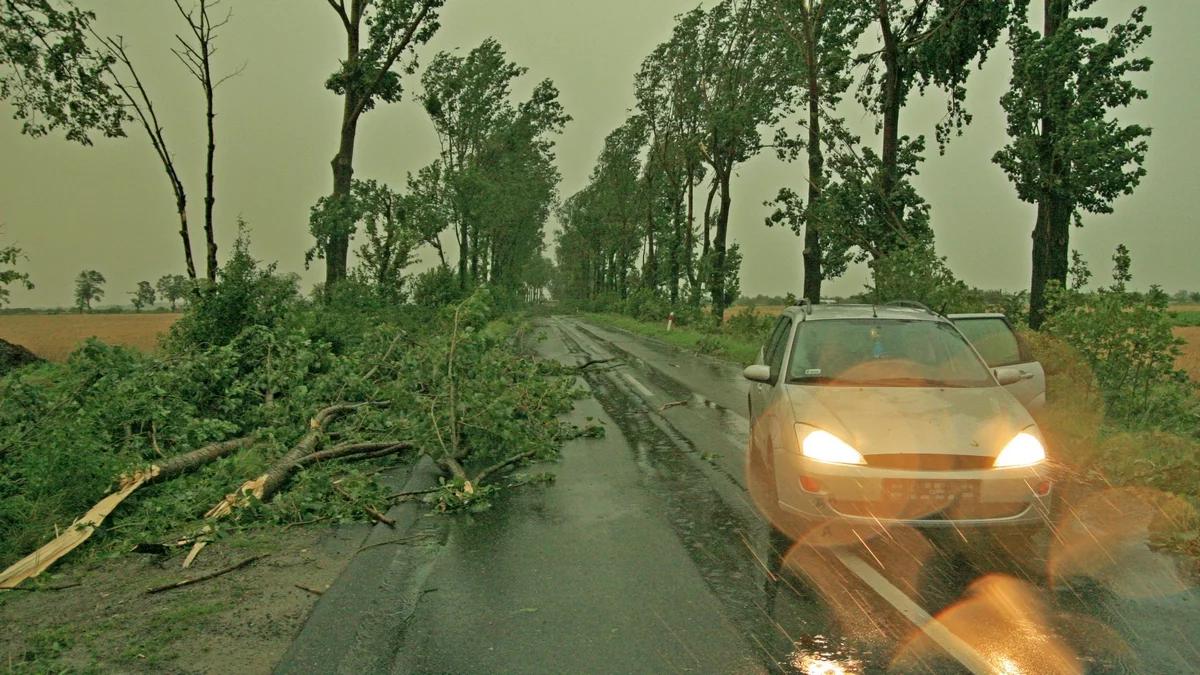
[774,451,1054,528]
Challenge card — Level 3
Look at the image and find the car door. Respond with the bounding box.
[750,315,792,455]
[949,314,1046,410]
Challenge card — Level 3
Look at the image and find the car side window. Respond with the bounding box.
[954,318,1022,367]
[765,317,792,382]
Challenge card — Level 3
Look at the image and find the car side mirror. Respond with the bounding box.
[994,367,1023,386]
[743,364,772,383]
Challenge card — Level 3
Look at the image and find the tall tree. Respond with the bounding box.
[764,0,867,303]
[419,39,568,291]
[855,0,1009,252]
[73,269,105,311]
[685,1,790,319]
[994,0,1152,328]
[172,0,243,282]
[314,0,444,286]
[0,0,127,144]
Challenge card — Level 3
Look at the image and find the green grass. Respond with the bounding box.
[581,313,762,365]
[1168,310,1200,327]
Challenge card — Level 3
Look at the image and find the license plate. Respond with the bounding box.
[883,479,980,504]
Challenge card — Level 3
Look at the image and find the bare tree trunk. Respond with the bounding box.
[803,64,823,305]
[710,167,733,320]
[1029,0,1070,329]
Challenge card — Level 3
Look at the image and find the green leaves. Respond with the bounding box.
[0,0,129,144]
[0,237,34,308]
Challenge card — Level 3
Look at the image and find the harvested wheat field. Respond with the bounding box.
[1176,327,1200,383]
[0,313,181,362]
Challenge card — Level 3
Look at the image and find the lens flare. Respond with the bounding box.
[801,428,865,465]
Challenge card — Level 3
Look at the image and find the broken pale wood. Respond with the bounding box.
[0,436,254,589]
[658,400,689,412]
[182,540,207,569]
[0,468,154,589]
[146,554,267,594]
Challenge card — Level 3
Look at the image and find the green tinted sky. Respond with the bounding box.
[1,0,1195,307]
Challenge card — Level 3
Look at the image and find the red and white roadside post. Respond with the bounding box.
[667,311,676,332]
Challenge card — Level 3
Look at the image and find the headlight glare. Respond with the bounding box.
[994,432,1046,468]
[799,427,865,465]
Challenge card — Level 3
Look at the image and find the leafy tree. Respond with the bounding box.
[763,0,868,303]
[853,0,1010,254]
[0,0,127,144]
[994,0,1152,328]
[129,280,155,311]
[74,269,105,311]
[350,179,420,300]
[314,0,445,285]
[419,39,568,293]
[686,1,791,320]
[0,236,33,308]
[156,274,191,311]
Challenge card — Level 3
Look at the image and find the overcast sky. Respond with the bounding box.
[0,0,1195,308]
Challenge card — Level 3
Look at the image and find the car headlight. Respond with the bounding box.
[993,432,1046,468]
[798,426,865,465]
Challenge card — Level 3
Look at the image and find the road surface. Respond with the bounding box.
[280,316,1200,674]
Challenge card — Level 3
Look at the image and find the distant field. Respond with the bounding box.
[1176,327,1200,382]
[0,313,181,361]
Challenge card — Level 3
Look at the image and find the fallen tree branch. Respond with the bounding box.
[658,400,689,412]
[0,435,255,589]
[472,450,538,486]
[388,486,443,501]
[146,554,267,594]
[295,583,324,596]
[332,482,396,528]
[204,403,387,519]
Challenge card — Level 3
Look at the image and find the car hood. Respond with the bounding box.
[785,384,1036,457]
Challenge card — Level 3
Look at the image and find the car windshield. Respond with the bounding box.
[787,318,995,387]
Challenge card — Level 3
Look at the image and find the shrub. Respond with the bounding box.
[1043,246,1198,432]
[411,266,466,308]
[168,227,300,349]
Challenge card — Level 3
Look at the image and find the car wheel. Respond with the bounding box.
[747,438,781,524]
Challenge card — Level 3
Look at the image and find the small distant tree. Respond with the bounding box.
[156,274,190,310]
[74,270,106,311]
[129,280,155,311]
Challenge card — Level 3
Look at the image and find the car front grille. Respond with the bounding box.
[863,453,995,471]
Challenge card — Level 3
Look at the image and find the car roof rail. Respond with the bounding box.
[882,300,941,316]
[796,297,813,316]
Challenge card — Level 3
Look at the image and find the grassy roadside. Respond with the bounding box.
[581,312,763,365]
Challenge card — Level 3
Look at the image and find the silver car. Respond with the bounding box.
[743,303,1053,545]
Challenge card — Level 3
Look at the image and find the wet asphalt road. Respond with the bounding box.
[282,316,1200,674]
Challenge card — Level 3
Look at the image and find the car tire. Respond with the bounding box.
[748,439,782,525]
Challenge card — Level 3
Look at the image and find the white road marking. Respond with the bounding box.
[834,552,994,675]
[623,373,655,399]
